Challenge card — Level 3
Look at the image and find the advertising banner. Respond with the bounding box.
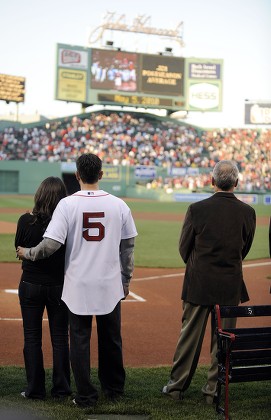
[58,48,89,70]
[134,166,157,179]
[55,44,88,103]
[57,69,87,102]
[245,103,271,125]
[102,165,121,180]
[185,58,223,111]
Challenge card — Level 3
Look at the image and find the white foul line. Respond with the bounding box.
[0,318,49,321]
[133,261,271,282]
[133,273,184,282]
[1,289,146,322]
[1,260,270,320]
[4,289,18,294]
[3,289,146,302]
[125,291,146,302]
[242,261,271,268]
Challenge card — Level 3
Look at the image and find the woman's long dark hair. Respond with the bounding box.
[32,177,67,229]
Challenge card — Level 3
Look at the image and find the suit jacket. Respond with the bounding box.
[180,192,256,306]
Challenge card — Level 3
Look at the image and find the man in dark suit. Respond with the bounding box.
[162,160,256,404]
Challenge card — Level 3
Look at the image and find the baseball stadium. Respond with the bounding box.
[0,3,271,420]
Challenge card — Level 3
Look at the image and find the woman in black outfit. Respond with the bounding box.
[15,177,71,399]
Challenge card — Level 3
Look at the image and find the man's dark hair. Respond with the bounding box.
[76,153,102,184]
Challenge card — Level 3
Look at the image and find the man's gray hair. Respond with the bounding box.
[212,160,239,191]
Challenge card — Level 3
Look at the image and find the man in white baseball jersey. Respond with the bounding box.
[17,153,138,407]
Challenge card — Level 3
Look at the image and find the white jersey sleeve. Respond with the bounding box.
[43,199,69,244]
[121,206,138,240]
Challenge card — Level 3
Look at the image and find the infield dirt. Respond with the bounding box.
[1,260,270,368]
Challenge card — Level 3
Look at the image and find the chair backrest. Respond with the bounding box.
[215,304,271,329]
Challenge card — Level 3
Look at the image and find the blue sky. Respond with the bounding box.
[0,0,270,126]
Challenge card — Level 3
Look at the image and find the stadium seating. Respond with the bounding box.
[0,110,270,193]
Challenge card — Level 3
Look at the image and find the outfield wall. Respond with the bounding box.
[0,161,270,205]
[0,161,62,194]
[0,161,133,196]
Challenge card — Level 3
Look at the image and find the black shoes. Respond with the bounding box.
[72,398,97,408]
[20,391,45,400]
[161,385,184,401]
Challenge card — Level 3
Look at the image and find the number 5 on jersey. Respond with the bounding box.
[83,212,105,241]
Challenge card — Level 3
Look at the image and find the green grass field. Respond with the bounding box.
[0,366,270,420]
[0,195,270,419]
[0,195,270,265]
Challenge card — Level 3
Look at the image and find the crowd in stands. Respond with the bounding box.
[144,173,212,194]
[0,111,270,192]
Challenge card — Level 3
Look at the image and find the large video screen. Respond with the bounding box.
[88,49,185,109]
[90,49,184,97]
[55,44,223,111]
[91,49,138,92]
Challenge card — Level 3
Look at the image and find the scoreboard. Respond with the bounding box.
[0,74,25,103]
[55,43,223,112]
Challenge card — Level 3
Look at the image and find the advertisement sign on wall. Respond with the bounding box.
[185,58,223,111]
[57,68,87,102]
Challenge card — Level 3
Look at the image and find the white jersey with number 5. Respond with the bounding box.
[44,190,138,315]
